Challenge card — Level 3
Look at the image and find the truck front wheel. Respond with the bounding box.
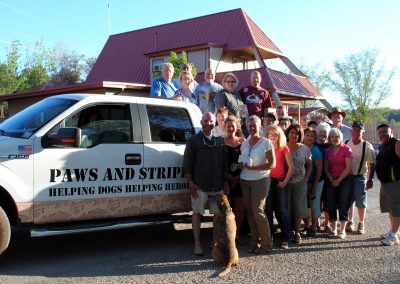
[0,206,11,257]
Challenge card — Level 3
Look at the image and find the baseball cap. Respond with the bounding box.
[352,120,364,130]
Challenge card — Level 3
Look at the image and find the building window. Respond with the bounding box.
[152,58,164,73]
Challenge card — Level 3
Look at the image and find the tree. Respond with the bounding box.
[298,62,331,108]
[17,40,55,92]
[0,41,21,95]
[49,44,85,85]
[154,51,197,79]
[328,49,396,122]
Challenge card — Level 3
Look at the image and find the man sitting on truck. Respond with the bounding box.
[183,112,228,255]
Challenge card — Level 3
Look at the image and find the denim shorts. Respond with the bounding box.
[352,175,367,208]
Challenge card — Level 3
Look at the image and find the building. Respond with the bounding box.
[87,8,330,108]
[0,8,330,118]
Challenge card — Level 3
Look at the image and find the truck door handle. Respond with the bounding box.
[125,154,141,165]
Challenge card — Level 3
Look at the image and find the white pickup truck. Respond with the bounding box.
[0,94,202,256]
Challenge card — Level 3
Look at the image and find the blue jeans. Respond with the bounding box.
[351,174,367,209]
[266,178,291,242]
[327,175,353,221]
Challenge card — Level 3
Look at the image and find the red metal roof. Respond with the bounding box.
[214,68,322,102]
[86,8,282,85]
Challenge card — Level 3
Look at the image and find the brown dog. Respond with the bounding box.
[212,194,239,277]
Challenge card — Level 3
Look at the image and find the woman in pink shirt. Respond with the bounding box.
[324,128,353,239]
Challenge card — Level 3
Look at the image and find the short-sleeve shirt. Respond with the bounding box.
[308,145,323,182]
[325,144,352,178]
[289,144,311,184]
[194,82,223,114]
[174,89,197,104]
[346,139,376,175]
[270,146,289,179]
[239,85,272,118]
[240,137,273,181]
[214,89,243,118]
[340,125,352,141]
[150,77,177,99]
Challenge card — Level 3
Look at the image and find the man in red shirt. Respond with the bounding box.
[239,71,272,119]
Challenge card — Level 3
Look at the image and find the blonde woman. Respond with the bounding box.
[265,125,294,249]
[174,71,196,104]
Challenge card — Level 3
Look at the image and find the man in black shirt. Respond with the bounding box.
[375,123,400,246]
[183,112,228,255]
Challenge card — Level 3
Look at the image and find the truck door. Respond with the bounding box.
[139,104,195,215]
[33,103,144,224]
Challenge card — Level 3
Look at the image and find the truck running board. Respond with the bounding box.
[30,216,190,237]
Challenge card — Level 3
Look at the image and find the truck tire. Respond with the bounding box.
[0,206,11,257]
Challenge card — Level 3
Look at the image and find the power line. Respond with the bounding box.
[0,1,96,45]
[0,26,53,46]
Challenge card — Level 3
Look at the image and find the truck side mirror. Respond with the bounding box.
[47,127,81,148]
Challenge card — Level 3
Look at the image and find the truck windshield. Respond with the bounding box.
[0,97,78,139]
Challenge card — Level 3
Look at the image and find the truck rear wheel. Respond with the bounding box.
[0,206,11,257]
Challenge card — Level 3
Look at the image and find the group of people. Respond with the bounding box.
[149,63,273,124]
[183,106,400,256]
[151,63,399,254]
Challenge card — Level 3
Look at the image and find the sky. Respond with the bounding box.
[0,0,399,108]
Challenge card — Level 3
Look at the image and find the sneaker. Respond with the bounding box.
[345,221,354,232]
[380,231,400,239]
[356,222,365,235]
[281,242,289,249]
[194,244,204,256]
[336,231,346,239]
[381,233,400,246]
[327,230,338,238]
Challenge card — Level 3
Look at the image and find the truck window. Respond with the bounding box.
[45,104,133,148]
[0,97,77,139]
[146,105,195,143]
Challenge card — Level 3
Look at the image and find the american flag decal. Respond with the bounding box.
[18,145,33,154]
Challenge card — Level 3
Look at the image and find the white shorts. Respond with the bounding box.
[191,190,223,215]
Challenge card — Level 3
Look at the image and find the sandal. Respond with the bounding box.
[247,245,259,253]
[281,242,289,249]
[293,233,302,244]
[253,247,270,254]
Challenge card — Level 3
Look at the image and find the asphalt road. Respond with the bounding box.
[0,180,399,283]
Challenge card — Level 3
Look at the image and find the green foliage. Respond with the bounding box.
[17,40,54,92]
[0,41,21,94]
[0,40,96,95]
[298,62,331,108]
[49,45,84,85]
[328,49,396,123]
[153,51,197,79]
[298,62,331,92]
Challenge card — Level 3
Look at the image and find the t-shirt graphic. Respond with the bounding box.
[245,93,263,105]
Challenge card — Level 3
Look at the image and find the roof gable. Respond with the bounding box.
[87,8,282,85]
